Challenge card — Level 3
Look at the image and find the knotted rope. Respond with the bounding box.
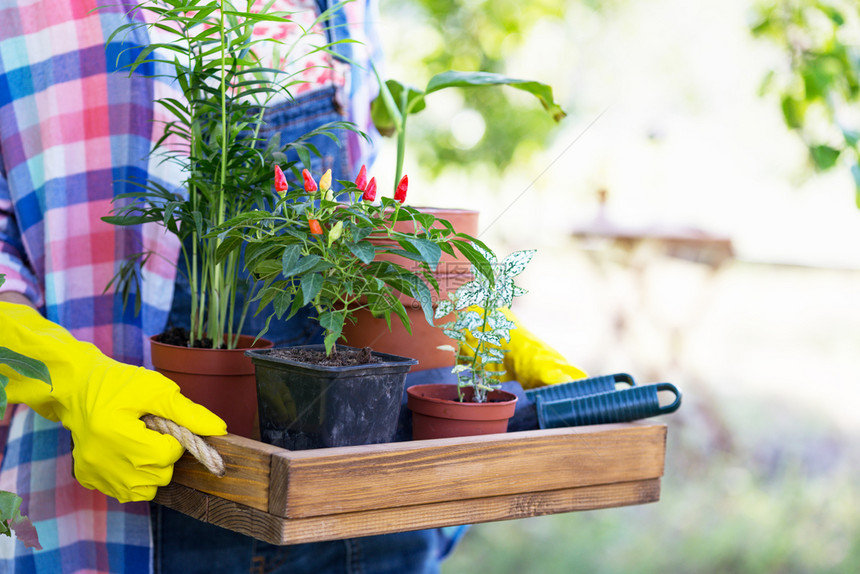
[142,414,226,477]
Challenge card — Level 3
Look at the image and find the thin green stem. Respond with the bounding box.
[393,89,409,195]
[469,305,492,403]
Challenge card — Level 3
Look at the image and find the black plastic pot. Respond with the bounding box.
[246,345,418,450]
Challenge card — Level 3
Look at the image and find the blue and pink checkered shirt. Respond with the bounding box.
[0,1,380,572]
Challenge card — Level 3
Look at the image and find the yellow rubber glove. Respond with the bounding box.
[0,302,227,502]
[463,307,587,389]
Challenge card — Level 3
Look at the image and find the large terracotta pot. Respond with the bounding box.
[341,207,478,371]
[150,335,273,439]
[406,383,518,440]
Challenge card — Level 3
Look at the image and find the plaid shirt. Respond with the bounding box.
[0,1,379,572]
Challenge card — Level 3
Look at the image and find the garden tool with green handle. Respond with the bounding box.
[0,301,227,503]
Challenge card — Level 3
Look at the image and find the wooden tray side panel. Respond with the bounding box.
[170,433,282,512]
[156,479,662,547]
[271,424,667,519]
[276,478,663,545]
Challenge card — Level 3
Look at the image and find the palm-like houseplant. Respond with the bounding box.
[101,1,355,436]
[103,0,353,349]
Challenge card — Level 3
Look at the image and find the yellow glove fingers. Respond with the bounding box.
[136,371,228,437]
[126,485,159,503]
[71,414,185,501]
[501,308,587,389]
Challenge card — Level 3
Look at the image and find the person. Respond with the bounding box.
[0,1,585,573]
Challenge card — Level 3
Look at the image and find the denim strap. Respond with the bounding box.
[316,0,353,63]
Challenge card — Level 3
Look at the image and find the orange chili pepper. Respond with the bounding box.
[308,218,323,235]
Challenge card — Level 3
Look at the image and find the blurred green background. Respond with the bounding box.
[373,0,860,571]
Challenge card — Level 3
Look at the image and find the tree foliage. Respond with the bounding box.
[751,0,860,205]
[379,0,578,175]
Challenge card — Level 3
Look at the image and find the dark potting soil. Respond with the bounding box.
[156,326,222,349]
[267,346,380,366]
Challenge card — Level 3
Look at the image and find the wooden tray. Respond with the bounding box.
[154,422,667,545]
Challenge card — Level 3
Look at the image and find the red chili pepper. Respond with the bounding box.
[362,177,377,202]
[355,164,368,191]
[274,165,288,195]
[394,174,408,203]
[308,218,323,235]
[302,169,318,192]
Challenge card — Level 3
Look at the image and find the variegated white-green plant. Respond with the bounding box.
[436,249,536,403]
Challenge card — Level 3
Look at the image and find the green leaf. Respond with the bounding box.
[273,291,292,319]
[494,278,516,309]
[401,237,442,269]
[1,375,7,417]
[283,253,321,278]
[370,79,426,135]
[852,164,860,208]
[0,348,51,386]
[390,300,412,335]
[319,310,345,333]
[0,491,41,549]
[300,273,323,306]
[214,234,244,265]
[781,95,805,129]
[500,249,536,279]
[347,241,376,264]
[435,299,454,319]
[296,146,311,171]
[810,145,841,170]
[425,71,566,122]
[281,245,302,276]
[408,278,435,326]
[453,280,487,310]
[451,240,494,286]
[253,260,282,278]
[351,224,374,243]
[455,310,484,332]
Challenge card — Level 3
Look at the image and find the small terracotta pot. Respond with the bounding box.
[150,335,273,439]
[406,383,518,440]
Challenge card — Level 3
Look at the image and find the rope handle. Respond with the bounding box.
[142,414,226,477]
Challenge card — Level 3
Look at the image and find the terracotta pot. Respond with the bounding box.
[406,383,518,440]
[150,334,273,439]
[341,207,478,371]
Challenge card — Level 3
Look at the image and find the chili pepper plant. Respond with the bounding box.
[101,1,354,349]
[0,274,47,549]
[216,166,496,357]
[436,248,536,403]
